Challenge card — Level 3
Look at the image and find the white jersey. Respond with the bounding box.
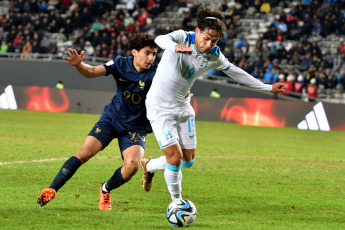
[146,29,272,107]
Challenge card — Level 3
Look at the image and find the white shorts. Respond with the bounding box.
[146,103,197,150]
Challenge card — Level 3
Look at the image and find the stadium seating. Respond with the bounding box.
[1,0,345,103]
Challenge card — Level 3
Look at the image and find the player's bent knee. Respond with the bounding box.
[124,161,140,175]
[75,149,94,164]
[182,159,195,168]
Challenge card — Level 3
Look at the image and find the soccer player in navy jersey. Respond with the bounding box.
[37,33,158,211]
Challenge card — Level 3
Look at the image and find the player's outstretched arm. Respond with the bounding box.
[63,48,106,78]
[271,82,285,93]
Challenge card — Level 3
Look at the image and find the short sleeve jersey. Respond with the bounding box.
[103,56,157,134]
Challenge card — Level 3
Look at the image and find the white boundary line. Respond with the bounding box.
[0,156,121,166]
[1,155,341,166]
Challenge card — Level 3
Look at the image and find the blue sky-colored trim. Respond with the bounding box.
[184,31,195,45]
[166,163,182,172]
[207,46,220,57]
[221,64,231,71]
[168,35,174,41]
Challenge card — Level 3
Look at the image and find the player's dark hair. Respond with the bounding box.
[128,33,158,51]
[196,6,225,36]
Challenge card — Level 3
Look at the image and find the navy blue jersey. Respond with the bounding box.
[102,56,157,134]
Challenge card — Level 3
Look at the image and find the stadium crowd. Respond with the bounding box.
[1,0,345,98]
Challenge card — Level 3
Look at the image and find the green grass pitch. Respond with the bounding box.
[0,109,344,229]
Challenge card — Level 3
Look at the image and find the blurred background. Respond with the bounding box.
[1,0,345,130]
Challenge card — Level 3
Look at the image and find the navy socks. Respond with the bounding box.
[104,167,127,192]
[50,156,82,192]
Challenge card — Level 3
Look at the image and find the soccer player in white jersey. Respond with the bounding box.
[140,7,285,200]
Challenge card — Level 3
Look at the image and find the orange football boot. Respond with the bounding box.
[98,185,112,211]
[37,188,56,207]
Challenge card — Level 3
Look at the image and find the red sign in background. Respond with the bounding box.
[24,86,69,112]
[2,85,345,131]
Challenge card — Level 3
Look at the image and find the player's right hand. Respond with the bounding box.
[175,45,193,55]
[271,82,285,93]
[63,48,85,66]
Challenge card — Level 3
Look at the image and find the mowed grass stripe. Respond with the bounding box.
[0,109,344,229]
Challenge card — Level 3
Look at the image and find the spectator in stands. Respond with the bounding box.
[331,52,343,71]
[278,20,288,34]
[294,75,305,94]
[338,41,345,53]
[300,52,313,72]
[137,8,150,26]
[263,68,273,83]
[307,78,318,98]
[117,31,129,55]
[48,20,59,33]
[29,0,40,14]
[302,12,313,35]
[318,72,328,88]
[234,47,245,64]
[40,1,48,13]
[321,15,333,37]
[277,44,287,60]
[326,73,336,89]
[334,71,343,85]
[14,0,25,13]
[296,41,306,56]
[91,18,102,32]
[0,41,8,53]
[272,68,280,83]
[126,0,136,16]
[311,41,322,59]
[312,55,321,69]
[263,26,277,41]
[124,13,134,27]
[305,65,318,82]
[284,75,294,94]
[249,46,262,62]
[63,18,74,39]
[319,55,332,70]
[252,66,260,79]
[224,2,240,21]
[20,41,33,59]
[262,57,273,72]
[260,0,271,14]
[84,41,94,57]
[314,22,323,36]
[254,55,263,69]
[286,12,296,25]
[13,32,23,47]
[261,43,271,60]
[39,35,50,54]
[80,7,92,24]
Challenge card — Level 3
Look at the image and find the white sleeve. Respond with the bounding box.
[154,30,187,53]
[217,53,272,92]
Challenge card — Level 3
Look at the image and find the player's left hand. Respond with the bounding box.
[271,82,285,93]
[63,48,85,66]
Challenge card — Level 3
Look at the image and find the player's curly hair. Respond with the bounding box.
[196,6,225,36]
[128,33,158,51]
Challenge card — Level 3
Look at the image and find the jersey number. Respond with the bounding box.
[124,91,141,104]
[182,65,195,80]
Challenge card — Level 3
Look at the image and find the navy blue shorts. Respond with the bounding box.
[88,112,146,157]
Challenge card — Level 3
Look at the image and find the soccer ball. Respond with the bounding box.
[166,199,197,227]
